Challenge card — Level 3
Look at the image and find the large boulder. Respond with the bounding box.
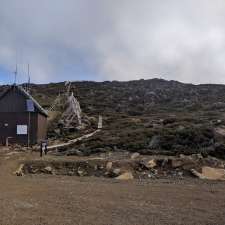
[43,166,54,174]
[144,159,157,169]
[14,164,24,176]
[115,172,134,180]
[106,162,113,171]
[191,167,225,180]
[171,156,197,170]
[131,152,140,159]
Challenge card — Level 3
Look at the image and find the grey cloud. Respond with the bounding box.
[0,0,225,84]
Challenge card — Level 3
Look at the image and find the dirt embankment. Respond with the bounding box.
[1,151,225,225]
[17,151,225,181]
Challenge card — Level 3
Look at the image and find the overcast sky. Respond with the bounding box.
[1,0,225,84]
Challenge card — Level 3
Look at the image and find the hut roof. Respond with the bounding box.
[0,85,48,117]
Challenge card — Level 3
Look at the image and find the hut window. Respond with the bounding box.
[17,125,28,135]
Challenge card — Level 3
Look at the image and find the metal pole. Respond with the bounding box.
[14,64,18,84]
[28,112,30,148]
[27,64,30,92]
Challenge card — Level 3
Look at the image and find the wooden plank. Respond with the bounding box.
[47,129,100,150]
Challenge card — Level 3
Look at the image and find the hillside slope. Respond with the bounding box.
[28,78,225,114]
[1,78,225,158]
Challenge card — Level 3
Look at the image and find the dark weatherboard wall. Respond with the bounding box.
[0,85,47,146]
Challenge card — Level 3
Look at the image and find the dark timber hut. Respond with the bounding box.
[0,85,48,146]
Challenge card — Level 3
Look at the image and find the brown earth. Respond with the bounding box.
[0,151,225,225]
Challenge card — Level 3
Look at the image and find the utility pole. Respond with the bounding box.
[28,111,30,148]
[27,64,31,148]
[14,64,18,85]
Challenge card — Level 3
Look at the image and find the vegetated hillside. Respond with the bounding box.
[1,78,225,158]
[30,78,225,115]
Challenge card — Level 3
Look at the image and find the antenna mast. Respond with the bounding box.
[14,64,18,85]
[27,64,30,92]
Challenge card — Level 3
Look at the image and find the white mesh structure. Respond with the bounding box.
[48,93,61,111]
[62,92,82,128]
[98,115,103,129]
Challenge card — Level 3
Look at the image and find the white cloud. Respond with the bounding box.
[0,0,225,84]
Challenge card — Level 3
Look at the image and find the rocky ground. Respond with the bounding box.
[1,79,225,224]
[19,151,225,181]
[1,150,225,225]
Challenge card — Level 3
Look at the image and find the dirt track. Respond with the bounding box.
[0,152,225,225]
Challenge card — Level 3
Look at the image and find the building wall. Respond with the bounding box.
[37,113,47,143]
[0,112,38,145]
[0,87,40,113]
[0,86,48,146]
[0,89,27,112]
